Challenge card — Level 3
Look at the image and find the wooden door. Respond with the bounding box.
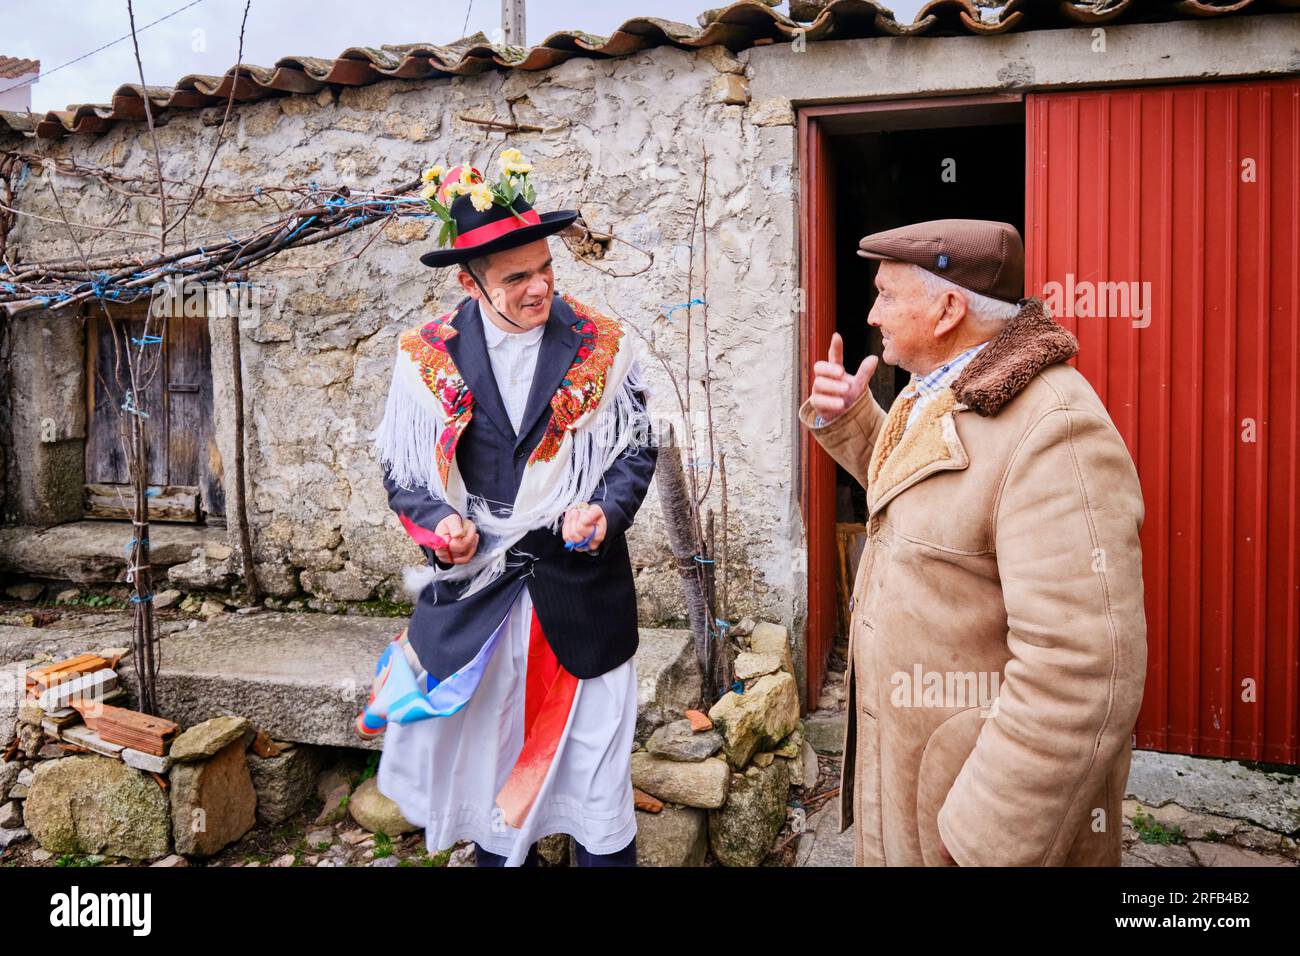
[85,303,224,520]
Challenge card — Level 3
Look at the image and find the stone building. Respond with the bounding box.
[1,0,1297,739]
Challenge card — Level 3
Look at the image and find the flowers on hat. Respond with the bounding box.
[498,148,532,176]
[468,181,495,213]
[439,166,480,203]
[418,148,541,251]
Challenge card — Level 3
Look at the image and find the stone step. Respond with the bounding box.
[0,520,227,586]
[1126,750,1300,835]
[99,611,702,750]
[112,611,394,750]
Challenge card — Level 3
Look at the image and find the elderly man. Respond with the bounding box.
[800,219,1147,866]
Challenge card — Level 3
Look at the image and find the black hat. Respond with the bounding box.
[418,162,578,268]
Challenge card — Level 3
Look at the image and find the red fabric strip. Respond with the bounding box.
[524,609,561,732]
[496,607,579,829]
[452,208,542,249]
[398,511,449,550]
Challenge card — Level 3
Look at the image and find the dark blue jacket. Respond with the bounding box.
[381,293,657,681]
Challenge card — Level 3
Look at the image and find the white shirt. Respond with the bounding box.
[481,308,602,555]
[481,312,545,434]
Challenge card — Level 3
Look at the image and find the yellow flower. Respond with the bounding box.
[420,182,438,201]
[498,147,532,175]
[443,180,468,199]
[459,166,478,185]
[468,182,494,212]
[421,164,444,183]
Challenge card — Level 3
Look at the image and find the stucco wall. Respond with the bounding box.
[0,43,808,650]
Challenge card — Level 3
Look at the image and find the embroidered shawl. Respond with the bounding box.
[371,293,651,597]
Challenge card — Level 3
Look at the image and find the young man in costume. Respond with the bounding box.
[355,155,657,867]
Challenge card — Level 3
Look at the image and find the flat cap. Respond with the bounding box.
[857,218,1024,304]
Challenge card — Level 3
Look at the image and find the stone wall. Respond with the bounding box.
[1,311,86,526]
[0,43,808,658]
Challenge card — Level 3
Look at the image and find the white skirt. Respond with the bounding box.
[375,583,638,865]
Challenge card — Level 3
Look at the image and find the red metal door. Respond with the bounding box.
[1026,79,1300,764]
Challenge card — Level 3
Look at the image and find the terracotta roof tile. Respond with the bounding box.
[0,56,40,80]
[1,1,1293,140]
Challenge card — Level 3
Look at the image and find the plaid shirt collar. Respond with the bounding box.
[902,341,989,401]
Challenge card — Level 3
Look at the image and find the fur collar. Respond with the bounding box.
[952,297,1078,416]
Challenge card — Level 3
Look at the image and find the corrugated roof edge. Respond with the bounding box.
[1,0,1295,140]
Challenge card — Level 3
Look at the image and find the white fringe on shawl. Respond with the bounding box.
[370,335,462,508]
[371,326,651,600]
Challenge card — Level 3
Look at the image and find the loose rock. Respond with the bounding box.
[247,742,321,825]
[734,651,782,681]
[708,671,800,768]
[0,800,22,828]
[631,753,730,809]
[636,806,708,867]
[24,754,170,859]
[170,738,258,857]
[708,759,791,867]
[749,622,794,676]
[306,827,335,847]
[647,719,724,762]
[170,715,251,762]
[348,776,419,836]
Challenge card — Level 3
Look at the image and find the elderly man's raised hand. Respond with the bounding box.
[810,332,879,423]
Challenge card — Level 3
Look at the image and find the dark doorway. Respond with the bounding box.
[798,96,1025,710]
[831,121,1025,524]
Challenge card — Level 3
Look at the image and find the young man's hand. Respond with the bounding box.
[562,503,606,552]
[434,514,479,565]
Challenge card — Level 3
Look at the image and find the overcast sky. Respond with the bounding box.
[3,0,930,113]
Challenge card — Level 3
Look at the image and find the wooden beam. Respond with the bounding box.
[84,483,200,522]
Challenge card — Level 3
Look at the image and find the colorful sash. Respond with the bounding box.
[354,607,579,830]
